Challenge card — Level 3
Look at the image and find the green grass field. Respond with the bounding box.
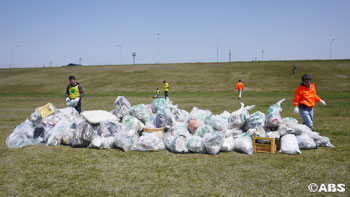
[1,60,349,196]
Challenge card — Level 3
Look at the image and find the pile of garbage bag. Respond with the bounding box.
[6,97,334,155]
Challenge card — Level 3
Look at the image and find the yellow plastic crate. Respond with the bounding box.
[38,103,56,118]
[252,136,277,153]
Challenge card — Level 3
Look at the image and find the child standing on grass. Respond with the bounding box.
[236,80,244,99]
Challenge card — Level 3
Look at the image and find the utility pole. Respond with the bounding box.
[10,45,20,68]
[229,49,231,62]
[79,57,82,65]
[117,45,122,64]
[262,50,264,61]
[330,38,335,60]
[216,39,219,63]
[132,52,136,64]
[157,33,160,64]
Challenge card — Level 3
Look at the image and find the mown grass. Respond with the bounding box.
[0,60,349,196]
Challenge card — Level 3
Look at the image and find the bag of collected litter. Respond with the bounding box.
[210,115,228,132]
[121,115,144,135]
[163,132,188,153]
[131,132,165,151]
[203,131,224,155]
[266,98,285,129]
[45,116,75,146]
[155,109,174,129]
[314,136,335,148]
[266,131,280,139]
[168,124,192,138]
[296,133,317,150]
[66,99,78,107]
[229,103,255,129]
[279,134,301,155]
[278,122,309,136]
[151,98,168,113]
[129,104,151,123]
[224,129,243,138]
[168,104,189,122]
[247,126,266,137]
[193,123,214,138]
[189,107,213,124]
[186,135,205,153]
[221,136,235,152]
[243,111,265,132]
[114,96,132,119]
[89,136,115,149]
[234,133,253,154]
[71,121,95,147]
[30,108,42,126]
[6,119,42,148]
[281,117,298,124]
[99,120,121,137]
[114,128,139,152]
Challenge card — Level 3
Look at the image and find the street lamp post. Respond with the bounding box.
[117,45,123,65]
[330,39,335,60]
[10,45,20,68]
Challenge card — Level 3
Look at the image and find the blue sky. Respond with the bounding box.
[0,0,349,67]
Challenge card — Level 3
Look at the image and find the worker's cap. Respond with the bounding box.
[301,74,311,81]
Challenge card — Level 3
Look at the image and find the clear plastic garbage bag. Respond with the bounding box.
[129,104,151,123]
[266,98,285,129]
[186,135,205,153]
[234,133,253,154]
[131,132,165,151]
[71,121,95,147]
[296,133,317,150]
[243,111,265,132]
[203,131,224,155]
[221,136,235,152]
[6,119,42,148]
[279,134,301,155]
[229,103,255,129]
[114,96,132,119]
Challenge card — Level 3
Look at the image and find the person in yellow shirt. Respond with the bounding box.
[65,76,84,113]
[163,80,169,99]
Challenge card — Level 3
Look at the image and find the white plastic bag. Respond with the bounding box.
[243,111,265,132]
[296,133,317,150]
[131,132,165,151]
[265,98,285,129]
[203,131,224,155]
[186,135,205,153]
[279,134,301,155]
[234,133,253,154]
[221,136,235,152]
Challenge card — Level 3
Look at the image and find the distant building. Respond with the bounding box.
[66,63,82,67]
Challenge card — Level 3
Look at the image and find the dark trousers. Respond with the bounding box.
[75,101,82,113]
[164,91,168,98]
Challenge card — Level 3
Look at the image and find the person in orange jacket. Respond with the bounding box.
[236,80,244,99]
[293,74,326,130]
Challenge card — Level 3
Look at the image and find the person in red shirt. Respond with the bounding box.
[236,80,244,99]
[293,74,326,130]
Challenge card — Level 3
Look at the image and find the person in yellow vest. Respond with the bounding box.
[65,76,84,113]
[163,80,169,99]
